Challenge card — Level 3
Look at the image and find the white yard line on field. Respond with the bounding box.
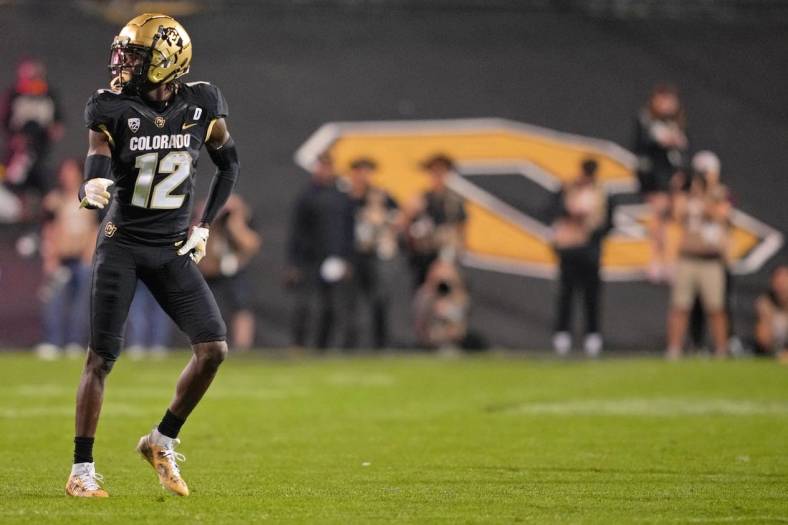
[500,398,788,417]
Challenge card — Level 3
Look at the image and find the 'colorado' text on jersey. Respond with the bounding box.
[84,81,228,244]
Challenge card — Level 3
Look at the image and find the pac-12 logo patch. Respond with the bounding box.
[104,221,117,238]
[127,118,140,133]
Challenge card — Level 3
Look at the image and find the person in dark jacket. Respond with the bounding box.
[633,84,688,283]
[345,157,400,349]
[550,158,612,357]
[403,154,467,288]
[1,58,64,200]
[286,151,355,349]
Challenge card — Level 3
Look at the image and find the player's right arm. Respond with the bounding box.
[78,129,114,209]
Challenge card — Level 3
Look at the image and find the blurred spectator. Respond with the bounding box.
[754,264,788,359]
[286,151,354,349]
[633,84,688,282]
[35,159,97,360]
[125,283,172,360]
[550,159,612,357]
[199,194,262,351]
[1,58,63,213]
[344,157,399,349]
[0,179,22,222]
[413,258,470,352]
[403,154,467,288]
[688,274,741,356]
[666,153,731,359]
[686,152,742,355]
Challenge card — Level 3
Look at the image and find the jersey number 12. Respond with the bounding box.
[132,151,191,209]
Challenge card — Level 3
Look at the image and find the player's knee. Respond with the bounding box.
[195,341,228,368]
[86,348,116,376]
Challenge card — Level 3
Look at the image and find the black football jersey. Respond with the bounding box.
[84,81,228,244]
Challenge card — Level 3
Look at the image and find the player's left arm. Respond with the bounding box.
[177,117,240,263]
[78,129,115,209]
[201,117,238,229]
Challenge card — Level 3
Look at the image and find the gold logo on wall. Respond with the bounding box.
[295,118,783,280]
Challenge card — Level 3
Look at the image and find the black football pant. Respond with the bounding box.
[89,231,226,362]
[290,266,348,350]
[554,249,601,335]
[344,253,389,349]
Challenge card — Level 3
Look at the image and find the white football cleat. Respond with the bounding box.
[64,344,85,359]
[136,429,189,496]
[552,332,572,356]
[65,462,109,497]
[125,345,147,361]
[584,333,603,358]
[35,343,62,361]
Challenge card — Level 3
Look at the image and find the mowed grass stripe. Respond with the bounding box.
[0,353,786,524]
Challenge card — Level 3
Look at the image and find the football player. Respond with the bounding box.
[65,14,240,497]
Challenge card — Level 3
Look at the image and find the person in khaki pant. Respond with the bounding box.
[666,151,730,359]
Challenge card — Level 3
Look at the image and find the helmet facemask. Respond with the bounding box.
[108,37,151,92]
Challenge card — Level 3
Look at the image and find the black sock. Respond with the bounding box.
[74,436,95,464]
[157,409,185,439]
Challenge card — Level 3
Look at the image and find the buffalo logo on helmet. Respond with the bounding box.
[160,26,183,49]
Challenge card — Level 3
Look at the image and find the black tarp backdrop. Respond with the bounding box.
[0,2,785,349]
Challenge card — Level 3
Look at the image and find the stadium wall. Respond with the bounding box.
[0,3,785,349]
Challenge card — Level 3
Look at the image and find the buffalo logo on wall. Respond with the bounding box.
[295,119,783,280]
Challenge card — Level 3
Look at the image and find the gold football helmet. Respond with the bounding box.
[109,13,191,91]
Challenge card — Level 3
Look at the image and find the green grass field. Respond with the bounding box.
[1,352,787,524]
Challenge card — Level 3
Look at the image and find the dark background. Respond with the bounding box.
[0,1,785,349]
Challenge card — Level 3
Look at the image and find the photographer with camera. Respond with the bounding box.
[198,194,262,352]
[403,154,467,288]
[412,258,470,352]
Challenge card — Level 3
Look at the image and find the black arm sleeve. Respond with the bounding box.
[200,137,240,225]
[77,154,113,208]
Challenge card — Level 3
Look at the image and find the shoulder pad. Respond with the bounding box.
[84,89,125,131]
[183,81,228,120]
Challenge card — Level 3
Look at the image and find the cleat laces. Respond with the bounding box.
[77,469,104,491]
[160,438,186,477]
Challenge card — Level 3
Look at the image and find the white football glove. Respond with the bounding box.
[177,226,210,263]
[79,178,114,209]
